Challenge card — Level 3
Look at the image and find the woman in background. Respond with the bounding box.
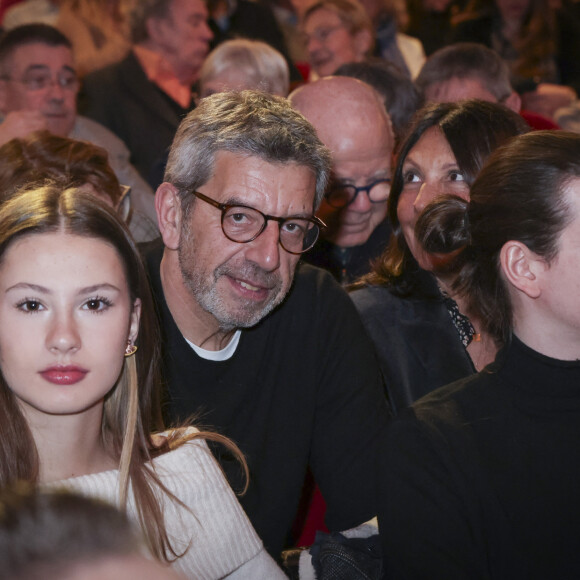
[351,100,528,413]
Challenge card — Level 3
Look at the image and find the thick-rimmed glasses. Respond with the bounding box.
[191,190,326,254]
[325,178,391,208]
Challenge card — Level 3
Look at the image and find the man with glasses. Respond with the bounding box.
[291,76,395,284]
[146,90,390,558]
[0,24,158,241]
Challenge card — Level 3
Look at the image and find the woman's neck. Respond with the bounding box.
[22,404,116,482]
[437,274,499,371]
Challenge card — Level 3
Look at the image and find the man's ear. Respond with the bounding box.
[504,90,522,113]
[156,182,183,250]
[145,14,170,47]
[500,240,545,299]
[352,29,373,59]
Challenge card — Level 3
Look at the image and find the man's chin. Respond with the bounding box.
[326,222,374,247]
[46,117,74,137]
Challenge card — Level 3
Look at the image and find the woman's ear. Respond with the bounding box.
[155,182,183,250]
[500,240,546,299]
[128,298,142,346]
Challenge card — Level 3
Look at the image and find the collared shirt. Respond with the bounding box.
[132,45,192,109]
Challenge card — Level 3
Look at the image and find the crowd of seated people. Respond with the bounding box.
[1,1,580,578]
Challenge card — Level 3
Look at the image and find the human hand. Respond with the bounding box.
[0,110,47,146]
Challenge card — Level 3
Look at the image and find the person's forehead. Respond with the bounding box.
[207,151,316,209]
[426,77,498,103]
[304,7,344,29]
[5,42,74,74]
[326,115,393,172]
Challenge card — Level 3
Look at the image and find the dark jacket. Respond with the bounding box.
[80,51,192,187]
[350,271,475,414]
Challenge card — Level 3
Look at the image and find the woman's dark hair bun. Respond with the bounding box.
[416,194,470,255]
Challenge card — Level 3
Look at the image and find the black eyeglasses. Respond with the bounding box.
[191,190,326,254]
[325,178,391,208]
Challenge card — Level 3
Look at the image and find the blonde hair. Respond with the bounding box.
[200,39,290,97]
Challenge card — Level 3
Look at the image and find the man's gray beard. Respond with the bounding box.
[178,234,291,332]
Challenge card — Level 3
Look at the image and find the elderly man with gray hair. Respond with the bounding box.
[144,90,390,559]
[82,0,213,187]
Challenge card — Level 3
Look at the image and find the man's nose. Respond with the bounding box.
[244,221,281,272]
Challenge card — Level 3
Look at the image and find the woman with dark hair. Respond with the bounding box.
[0,185,283,578]
[378,130,580,578]
[351,100,528,413]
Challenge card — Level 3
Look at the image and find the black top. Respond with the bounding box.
[379,336,580,578]
[351,270,475,414]
[80,52,192,187]
[144,242,391,557]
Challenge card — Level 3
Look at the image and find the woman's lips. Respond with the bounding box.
[40,366,88,385]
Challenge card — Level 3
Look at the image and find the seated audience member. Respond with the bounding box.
[350,100,528,414]
[0,24,157,228]
[0,131,158,241]
[416,42,560,129]
[205,0,300,83]
[291,76,395,284]
[81,0,213,188]
[198,38,290,99]
[0,485,185,580]
[2,0,60,29]
[56,0,130,77]
[453,0,579,118]
[379,130,580,578]
[358,0,426,78]
[147,90,390,558]
[301,0,374,79]
[0,184,283,578]
[334,59,421,142]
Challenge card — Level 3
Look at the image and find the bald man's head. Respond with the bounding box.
[290,76,394,248]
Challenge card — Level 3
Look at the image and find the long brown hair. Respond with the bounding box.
[0,185,247,562]
[417,131,580,343]
[354,100,528,296]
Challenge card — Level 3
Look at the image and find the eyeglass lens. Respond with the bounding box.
[222,206,319,254]
[326,179,391,208]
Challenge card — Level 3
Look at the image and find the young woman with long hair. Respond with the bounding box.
[0,184,284,578]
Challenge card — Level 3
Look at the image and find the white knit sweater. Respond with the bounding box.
[45,435,286,579]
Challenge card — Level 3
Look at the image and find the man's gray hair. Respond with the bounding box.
[165,90,332,216]
[124,0,172,44]
[416,43,514,102]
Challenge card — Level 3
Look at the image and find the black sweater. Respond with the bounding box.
[145,243,391,557]
[379,336,580,579]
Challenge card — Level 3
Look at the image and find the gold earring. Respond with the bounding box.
[125,341,138,357]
